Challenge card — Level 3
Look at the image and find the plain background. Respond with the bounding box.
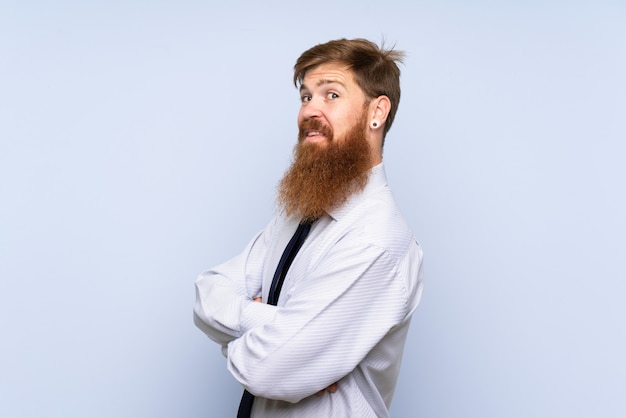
[1,1,625,417]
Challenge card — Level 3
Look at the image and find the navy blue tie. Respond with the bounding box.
[237,220,314,418]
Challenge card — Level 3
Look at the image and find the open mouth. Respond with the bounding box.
[299,119,332,143]
[303,129,329,142]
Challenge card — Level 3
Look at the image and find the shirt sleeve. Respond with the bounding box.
[193,221,279,346]
[224,240,418,403]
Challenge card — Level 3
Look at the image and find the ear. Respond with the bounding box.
[368,95,391,130]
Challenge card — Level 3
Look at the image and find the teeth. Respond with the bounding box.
[308,131,322,136]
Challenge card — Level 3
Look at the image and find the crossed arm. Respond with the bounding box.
[194,231,409,403]
[250,296,338,397]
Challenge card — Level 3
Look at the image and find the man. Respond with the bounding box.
[194,38,423,417]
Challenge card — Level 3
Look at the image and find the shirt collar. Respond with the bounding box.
[326,162,388,222]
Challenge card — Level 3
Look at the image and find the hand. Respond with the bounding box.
[315,382,338,397]
[253,297,262,303]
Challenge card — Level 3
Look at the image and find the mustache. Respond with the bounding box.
[298,119,333,141]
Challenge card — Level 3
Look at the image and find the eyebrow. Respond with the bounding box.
[300,78,346,92]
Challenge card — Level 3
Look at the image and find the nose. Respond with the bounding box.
[299,97,323,120]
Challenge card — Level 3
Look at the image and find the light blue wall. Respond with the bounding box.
[1,1,624,417]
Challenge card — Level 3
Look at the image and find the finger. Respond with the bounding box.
[327,383,338,393]
[315,389,324,397]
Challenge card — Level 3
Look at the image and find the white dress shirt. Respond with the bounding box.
[194,163,424,417]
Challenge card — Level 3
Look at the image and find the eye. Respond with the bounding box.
[327,92,339,100]
[300,94,312,103]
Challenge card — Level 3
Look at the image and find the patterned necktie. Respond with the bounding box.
[237,220,314,418]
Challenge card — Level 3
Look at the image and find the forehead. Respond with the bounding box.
[300,62,357,90]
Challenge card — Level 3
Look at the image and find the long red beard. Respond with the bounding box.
[277,115,372,221]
